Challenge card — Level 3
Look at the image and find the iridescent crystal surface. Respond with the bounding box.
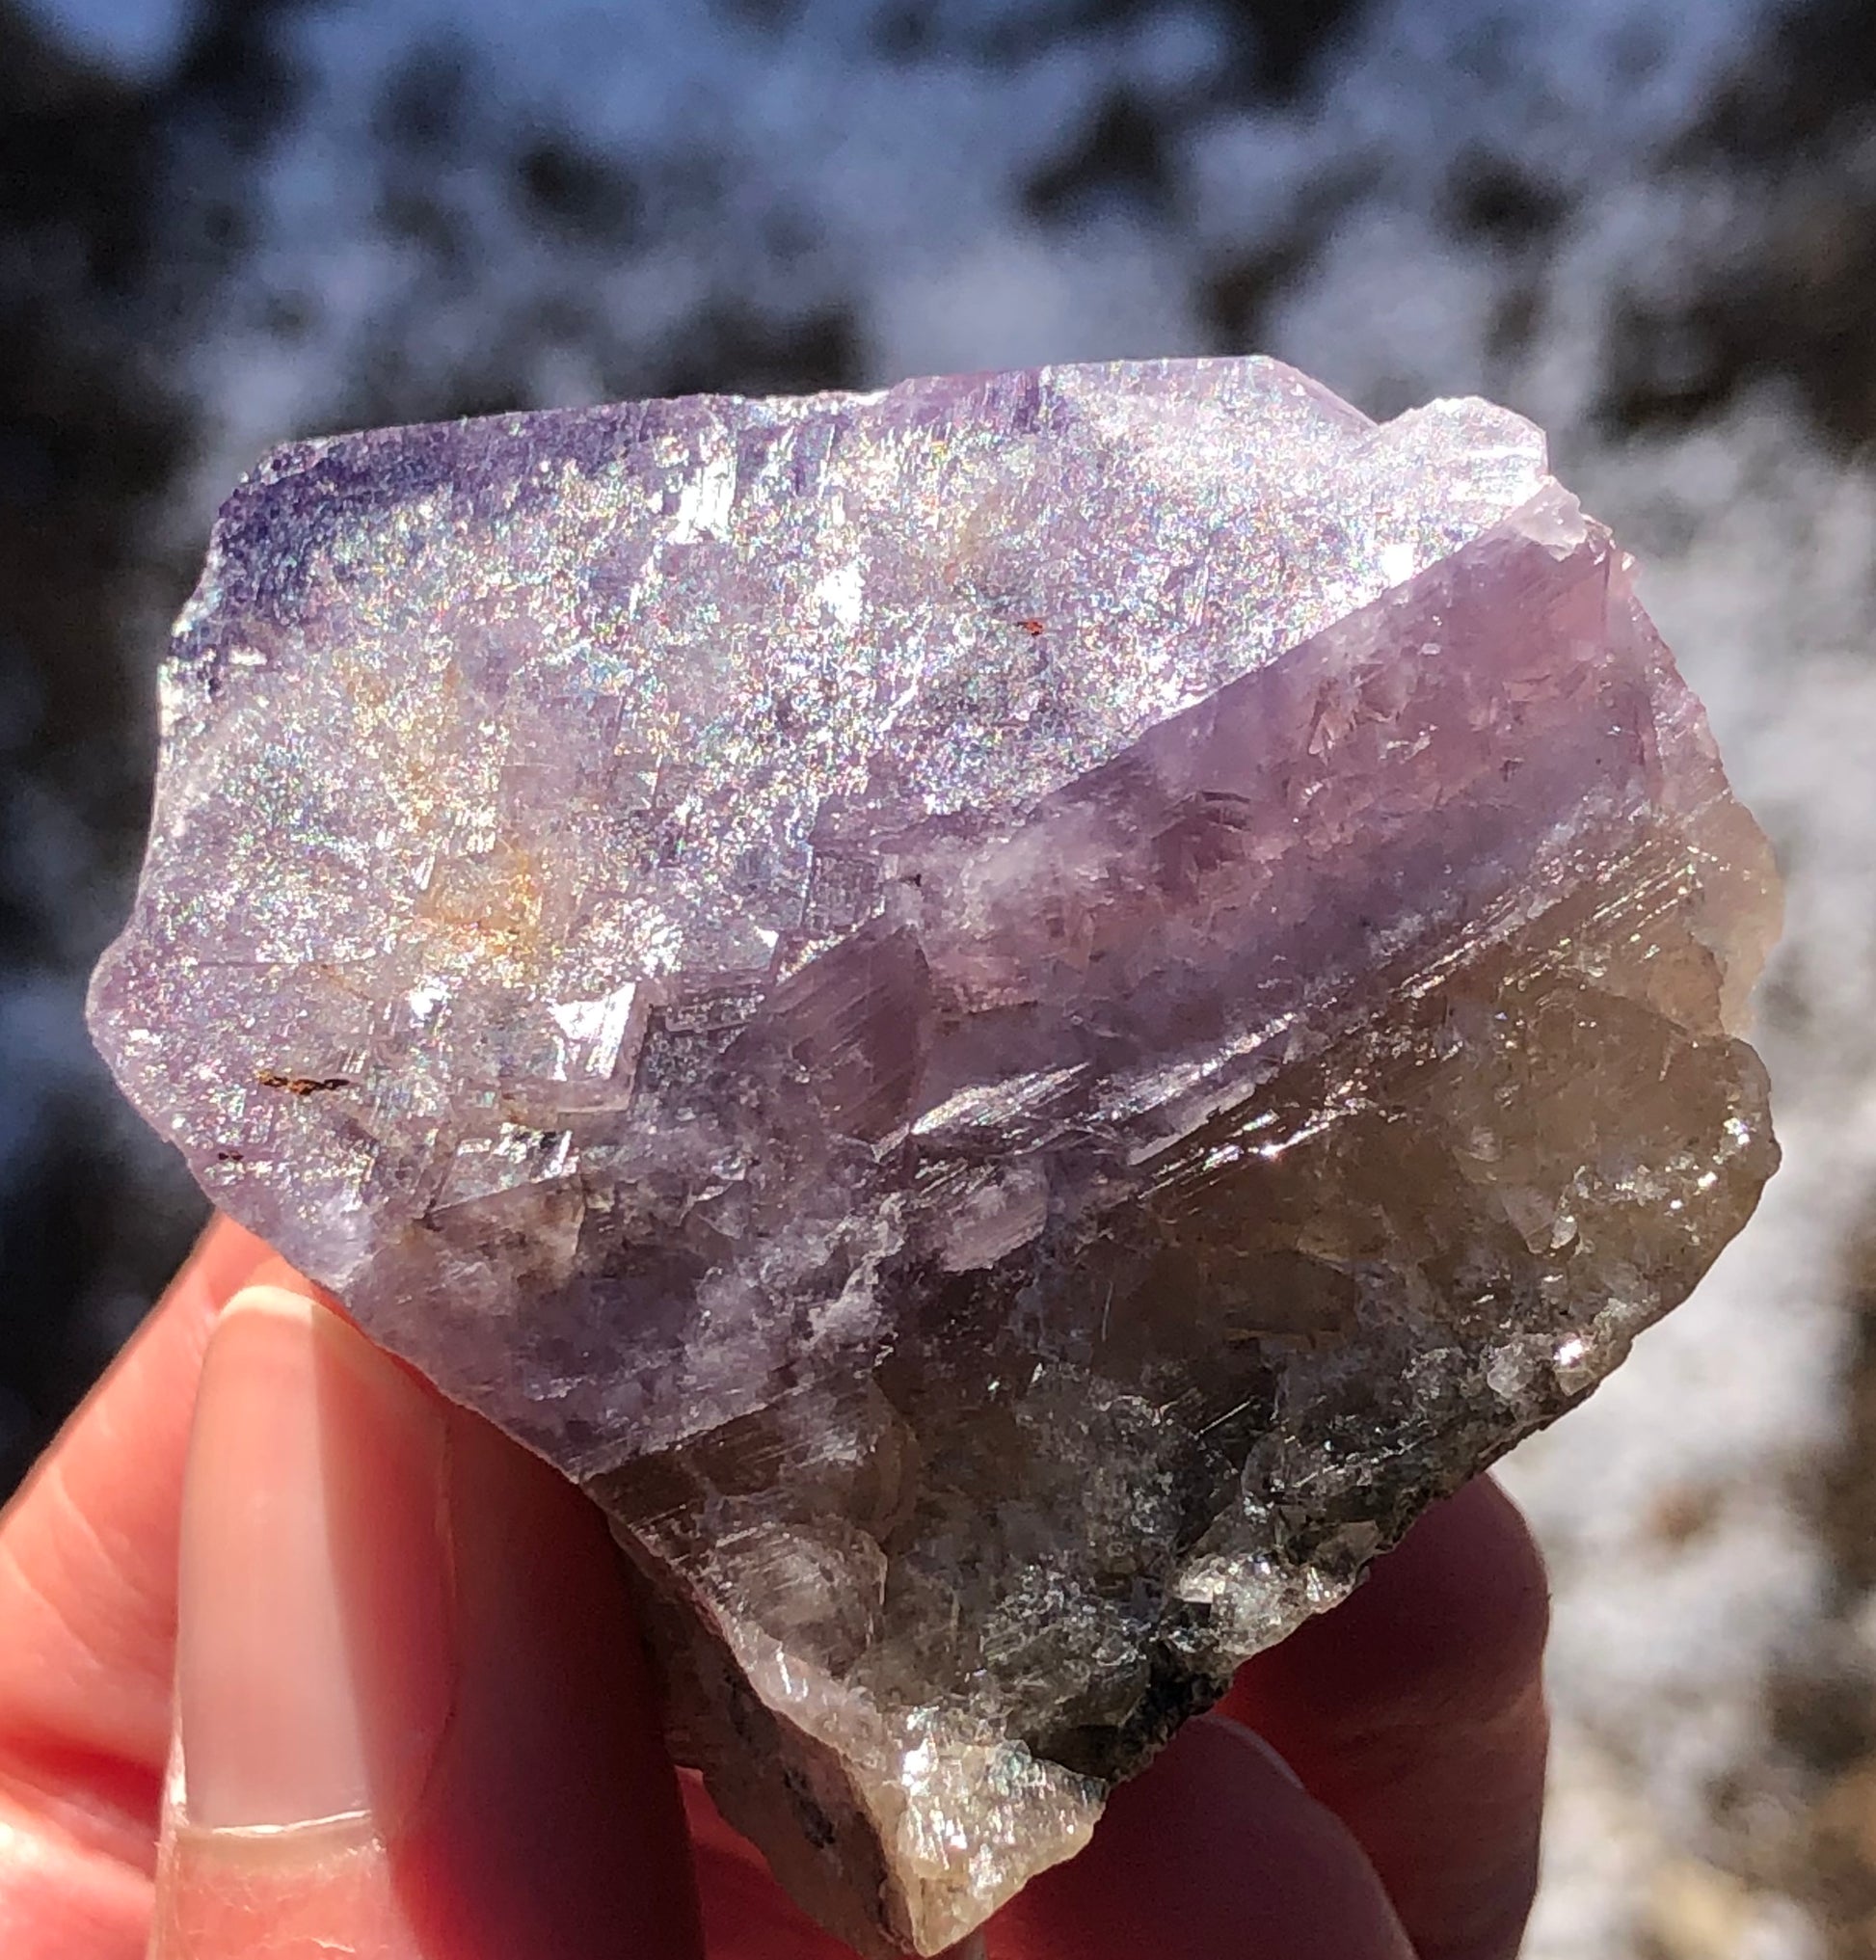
[90,358,1780,1954]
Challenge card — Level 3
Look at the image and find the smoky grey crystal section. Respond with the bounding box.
[91,359,1780,1954]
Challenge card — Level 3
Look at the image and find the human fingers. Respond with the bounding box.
[150,1283,702,1960]
[0,1216,271,1960]
[1219,1477,1549,1960]
[676,1484,1544,1960]
[985,1713,1414,1959]
[683,1715,1415,1960]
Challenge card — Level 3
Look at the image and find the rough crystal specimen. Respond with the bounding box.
[90,359,1780,1955]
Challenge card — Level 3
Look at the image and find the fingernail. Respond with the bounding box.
[1199,1712,1306,1788]
[174,1286,454,1833]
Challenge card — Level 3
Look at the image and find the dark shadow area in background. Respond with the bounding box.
[1,4,195,1490]
[1604,0,1876,450]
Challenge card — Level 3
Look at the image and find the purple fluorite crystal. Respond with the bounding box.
[91,359,1779,1953]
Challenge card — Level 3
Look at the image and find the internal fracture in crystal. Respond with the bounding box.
[90,359,1781,1956]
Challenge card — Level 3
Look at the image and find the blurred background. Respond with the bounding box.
[3,0,1874,1950]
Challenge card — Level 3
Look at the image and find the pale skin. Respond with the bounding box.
[0,1217,1548,1958]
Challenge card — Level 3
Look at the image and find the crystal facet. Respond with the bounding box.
[90,359,1780,1954]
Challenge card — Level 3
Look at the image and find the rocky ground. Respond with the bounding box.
[6,0,1876,1950]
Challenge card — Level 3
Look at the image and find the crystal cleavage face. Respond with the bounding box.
[90,359,1781,1955]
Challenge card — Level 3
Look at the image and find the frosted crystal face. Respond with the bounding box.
[90,359,1780,1955]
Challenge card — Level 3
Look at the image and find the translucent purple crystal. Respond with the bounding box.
[90,359,1779,1954]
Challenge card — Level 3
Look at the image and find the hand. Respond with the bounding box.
[0,1219,1547,1959]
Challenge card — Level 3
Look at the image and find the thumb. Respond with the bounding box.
[151,1285,703,1960]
